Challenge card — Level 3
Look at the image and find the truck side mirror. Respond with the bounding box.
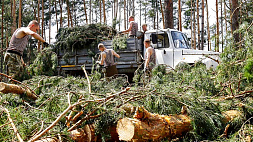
[163,50,166,54]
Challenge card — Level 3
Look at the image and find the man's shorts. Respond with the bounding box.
[4,52,24,80]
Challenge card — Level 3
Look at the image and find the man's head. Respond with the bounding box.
[142,24,147,32]
[28,20,40,33]
[144,39,151,48]
[98,43,106,51]
[129,16,134,22]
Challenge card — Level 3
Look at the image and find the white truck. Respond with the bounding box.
[56,28,220,76]
[144,29,220,69]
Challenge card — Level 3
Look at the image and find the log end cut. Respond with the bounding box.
[116,118,135,141]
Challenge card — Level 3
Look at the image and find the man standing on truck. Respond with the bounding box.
[96,43,121,77]
[4,20,49,81]
[120,16,138,38]
[144,39,156,73]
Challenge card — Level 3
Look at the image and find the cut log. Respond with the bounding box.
[116,106,192,141]
[0,82,38,100]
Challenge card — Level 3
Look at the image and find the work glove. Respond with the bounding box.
[43,42,49,47]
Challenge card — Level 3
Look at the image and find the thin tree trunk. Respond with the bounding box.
[190,0,193,49]
[66,0,73,27]
[200,0,204,50]
[49,0,51,44]
[196,0,200,49]
[224,0,227,34]
[164,0,173,29]
[33,1,36,19]
[42,0,44,40]
[99,0,102,23]
[103,0,106,23]
[160,0,165,29]
[11,0,16,35]
[124,0,126,29]
[83,0,88,23]
[193,1,196,49]
[139,1,141,27]
[115,0,118,19]
[221,0,223,52]
[205,0,210,51]
[89,0,91,24]
[216,0,219,52]
[59,0,63,27]
[178,0,182,31]
[37,0,41,52]
[55,0,58,32]
[1,1,4,73]
[18,0,22,28]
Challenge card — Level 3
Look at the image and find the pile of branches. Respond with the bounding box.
[54,24,117,51]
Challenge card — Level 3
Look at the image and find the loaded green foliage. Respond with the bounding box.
[112,35,127,50]
[54,24,117,51]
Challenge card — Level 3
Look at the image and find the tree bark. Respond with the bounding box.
[55,0,58,32]
[196,0,200,50]
[103,0,106,23]
[205,0,211,51]
[37,0,41,52]
[49,0,51,44]
[11,0,16,35]
[1,1,4,73]
[178,0,182,31]
[231,0,239,44]
[59,0,63,27]
[117,106,192,141]
[193,1,196,49]
[164,0,173,29]
[0,82,38,100]
[216,0,219,52]
[42,0,44,50]
[18,0,22,28]
[200,0,204,50]
[159,0,165,29]
[83,0,88,23]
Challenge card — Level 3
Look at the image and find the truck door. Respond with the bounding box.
[149,32,174,68]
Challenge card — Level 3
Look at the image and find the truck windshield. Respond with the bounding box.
[171,31,190,49]
[150,32,169,49]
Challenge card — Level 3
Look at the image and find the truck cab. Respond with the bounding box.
[144,29,220,69]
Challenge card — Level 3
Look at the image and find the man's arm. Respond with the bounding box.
[122,22,133,33]
[112,50,120,58]
[21,28,46,43]
[98,52,106,65]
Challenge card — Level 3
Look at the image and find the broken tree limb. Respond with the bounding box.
[116,106,192,141]
[1,106,24,142]
[0,82,38,100]
[34,137,58,142]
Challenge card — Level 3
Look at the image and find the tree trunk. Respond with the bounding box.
[55,0,58,32]
[193,1,196,49]
[83,0,88,23]
[221,0,223,52]
[216,0,219,52]
[49,0,51,44]
[99,0,102,23]
[231,0,239,44]
[42,0,44,49]
[159,0,165,29]
[196,0,200,50]
[117,106,192,141]
[124,0,126,29]
[59,0,63,27]
[164,0,173,29]
[37,0,41,52]
[0,82,38,100]
[178,0,182,31]
[103,0,106,23]
[200,0,204,50]
[18,0,22,28]
[205,0,210,51]
[11,0,16,35]
[190,0,193,49]
[1,1,4,73]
